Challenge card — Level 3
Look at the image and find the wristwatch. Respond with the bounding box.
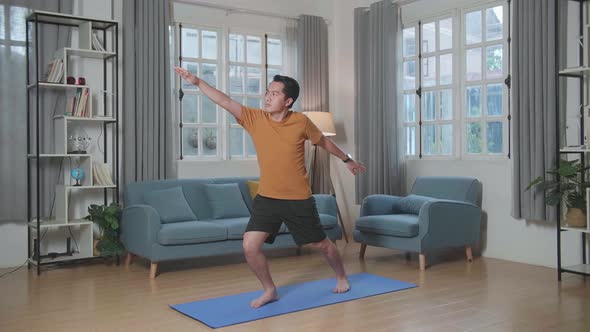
[342,153,353,163]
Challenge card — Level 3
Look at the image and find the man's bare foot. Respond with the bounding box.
[333,277,350,293]
[250,288,279,308]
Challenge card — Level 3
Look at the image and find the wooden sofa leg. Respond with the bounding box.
[466,245,473,262]
[124,252,134,268]
[149,262,158,279]
[419,254,426,271]
[359,244,367,258]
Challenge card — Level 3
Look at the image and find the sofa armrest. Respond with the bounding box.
[121,204,162,259]
[360,195,402,217]
[418,200,481,250]
[313,194,337,217]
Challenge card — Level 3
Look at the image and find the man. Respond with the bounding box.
[174,66,366,308]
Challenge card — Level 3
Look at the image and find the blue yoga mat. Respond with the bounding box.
[170,272,416,329]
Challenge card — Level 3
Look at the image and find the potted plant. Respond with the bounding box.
[84,202,125,257]
[527,159,589,227]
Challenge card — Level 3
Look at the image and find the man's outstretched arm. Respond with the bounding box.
[316,136,366,176]
[174,66,243,121]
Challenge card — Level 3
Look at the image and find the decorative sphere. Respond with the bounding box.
[71,167,85,181]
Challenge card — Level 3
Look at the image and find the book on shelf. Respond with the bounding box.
[43,58,64,83]
[64,88,89,117]
[93,162,114,186]
[92,32,105,52]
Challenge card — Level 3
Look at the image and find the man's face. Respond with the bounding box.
[264,81,292,114]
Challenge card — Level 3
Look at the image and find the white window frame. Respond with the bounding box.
[461,2,509,159]
[401,0,509,160]
[174,21,285,161]
[402,23,419,158]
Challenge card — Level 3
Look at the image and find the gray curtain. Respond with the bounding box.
[1,0,73,222]
[354,0,402,204]
[298,15,331,194]
[511,0,563,221]
[122,0,176,189]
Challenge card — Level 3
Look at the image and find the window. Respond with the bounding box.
[176,24,284,160]
[0,5,28,56]
[463,5,507,156]
[402,1,509,159]
[179,25,222,158]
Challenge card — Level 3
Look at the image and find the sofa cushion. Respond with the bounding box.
[143,186,197,224]
[319,213,338,230]
[355,214,419,238]
[398,194,435,215]
[213,217,250,240]
[247,180,259,199]
[158,220,227,245]
[204,183,251,219]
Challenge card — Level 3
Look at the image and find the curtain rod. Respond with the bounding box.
[174,0,300,21]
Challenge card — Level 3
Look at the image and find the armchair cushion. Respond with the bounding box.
[399,194,436,214]
[355,214,419,238]
[143,186,197,224]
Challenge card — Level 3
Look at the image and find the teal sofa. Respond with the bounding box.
[121,177,342,278]
[354,176,482,270]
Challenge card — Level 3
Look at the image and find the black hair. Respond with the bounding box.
[272,75,300,108]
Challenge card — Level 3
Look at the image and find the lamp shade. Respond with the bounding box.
[302,111,336,137]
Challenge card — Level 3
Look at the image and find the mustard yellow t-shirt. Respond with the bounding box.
[237,106,324,200]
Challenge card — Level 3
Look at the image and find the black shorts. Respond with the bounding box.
[245,194,327,246]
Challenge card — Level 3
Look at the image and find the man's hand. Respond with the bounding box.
[175,66,200,86]
[346,160,366,176]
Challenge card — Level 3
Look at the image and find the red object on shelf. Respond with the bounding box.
[78,77,86,85]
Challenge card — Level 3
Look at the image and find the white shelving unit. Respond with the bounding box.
[26,11,119,274]
[556,0,590,280]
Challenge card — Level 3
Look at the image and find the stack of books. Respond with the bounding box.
[44,58,64,83]
[65,88,90,117]
[93,162,114,186]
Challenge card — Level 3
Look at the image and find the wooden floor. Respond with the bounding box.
[1,242,589,332]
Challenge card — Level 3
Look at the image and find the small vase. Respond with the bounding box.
[566,208,587,228]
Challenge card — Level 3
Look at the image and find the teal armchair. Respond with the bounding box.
[354,176,482,270]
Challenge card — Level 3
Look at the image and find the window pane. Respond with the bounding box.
[486,45,503,79]
[181,28,199,58]
[486,84,503,116]
[405,126,416,155]
[466,48,482,81]
[440,89,453,120]
[247,97,261,109]
[201,30,217,60]
[246,134,256,155]
[267,68,281,85]
[423,91,436,121]
[466,86,482,117]
[182,94,198,123]
[247,36,261,64]
[230,127,244,156]
[0,5,4,40]
[423,125,436,155]
[9,7,27,42]
[404,94,416,122]
[183,128,199,156]
[201,63,217,88]
[440,53,452,85]
[422,56,436,87]
[267,38,282,66]
[202,128,217,156]
[403,61,416,90]
[229,34,244,62]
[229,65,244,94]
[440,124,453,154]
[486,6,503,41]
[181,61,199,90]
[403,27,416,57]
[247,67,261,94]
[466,10,482,44]
[422,22,435,53]
[466,122,483,153]
[202,97,217,124]
[487,121,503,153]
[439,18,453,50]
